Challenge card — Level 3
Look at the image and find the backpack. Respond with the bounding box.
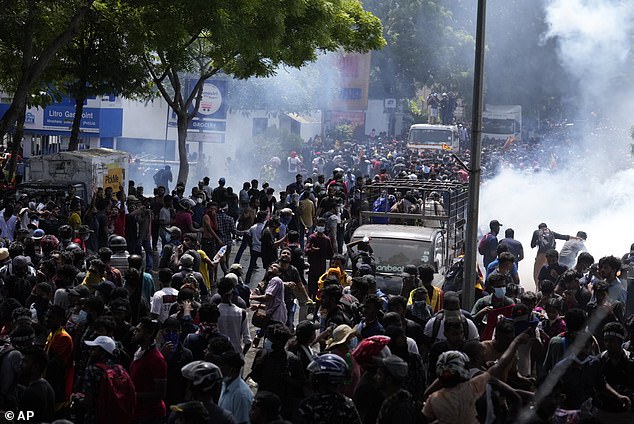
[478,233,493,255]
[430,311,470,343]
[537,228,555,250]
[95,363,136,424]
[180,272,201,301]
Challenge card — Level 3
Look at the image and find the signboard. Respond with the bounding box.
[328,52,371,111]
[103,167,123,191]
[167,79,228,144]
[43,106,100,131]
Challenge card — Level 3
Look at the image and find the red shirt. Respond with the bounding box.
[45,328,74,404]
[174,210,194,235]
[129,346,167,419]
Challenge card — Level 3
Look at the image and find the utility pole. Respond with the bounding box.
[462,0,487,309]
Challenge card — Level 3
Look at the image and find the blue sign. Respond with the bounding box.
[43,105,100,129]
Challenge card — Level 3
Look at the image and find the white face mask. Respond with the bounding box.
[315,226,325,233]
[197,198,203,204]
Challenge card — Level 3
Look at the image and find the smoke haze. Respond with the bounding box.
[480,0,634,289]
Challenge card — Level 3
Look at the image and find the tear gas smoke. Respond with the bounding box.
[480,0,634,290]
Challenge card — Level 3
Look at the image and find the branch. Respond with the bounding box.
[26,0,96,86]
[143,56,177,110]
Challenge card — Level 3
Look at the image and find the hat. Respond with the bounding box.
[180,254,194,268]
[0,248,9,261]
[68,285,90,298]
[13,256,29,267]
[489,219,502,228]
[229,263,243,274]
[219,350,245,369]
[219,177,226,184]
[84,335,116,355]
[630,242,634,253]
[165,226,180,234]
[304,183,313,189]
[126,195,139,203]
[76,225,93,235]
[179,198,195,209]
[280,208,294,216]
[357,263,373,276]
[31,229,45,240]
[401,264,418,277]
[381,354,409,380]
[325,324,356,350]
[538,222,548,229]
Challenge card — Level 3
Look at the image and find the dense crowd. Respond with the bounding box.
[0,134,632,424]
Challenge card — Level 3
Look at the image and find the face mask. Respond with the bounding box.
[78,309,88,323]
[197,198,203,204]
[494,287,506,298]
[315,226,325,233]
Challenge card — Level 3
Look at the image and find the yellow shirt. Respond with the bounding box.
[197,249,211,289]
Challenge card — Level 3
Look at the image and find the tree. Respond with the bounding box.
[0,0,96,169]
[135,0,385,185]
[53,1,151,151]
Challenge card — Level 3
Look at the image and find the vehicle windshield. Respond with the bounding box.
[482,118,517,134]
[408,128,453,145]
[353,237,432,273]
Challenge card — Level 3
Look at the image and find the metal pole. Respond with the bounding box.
[462,0,487,310]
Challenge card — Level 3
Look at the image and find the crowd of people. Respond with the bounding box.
[0,132,632,424]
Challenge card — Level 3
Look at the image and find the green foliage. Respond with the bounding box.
[327,122,354,142]
[406,95,427,122]
[252,127,304,161]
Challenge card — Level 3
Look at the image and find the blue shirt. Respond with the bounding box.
[219,377,253,424]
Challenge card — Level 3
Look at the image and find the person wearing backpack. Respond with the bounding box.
[478,220,502,268]
[130,317,168,423]
[76,335,136,424]
[530,223,573,286]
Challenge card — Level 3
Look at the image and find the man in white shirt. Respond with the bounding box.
[150,268,178,323]
[217,277,251,356]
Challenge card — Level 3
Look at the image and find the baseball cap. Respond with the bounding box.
[0,248,9,261]
[84,335,116,355]
[32,229,45,240]
[489,220,502,228]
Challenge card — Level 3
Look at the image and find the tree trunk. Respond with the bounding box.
[176,113,190,186]
[6,102,27,184]
[68,88,87,151]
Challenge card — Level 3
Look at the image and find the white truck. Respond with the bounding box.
[407,124,460,152]
[482,104,522,143]
[24,148,130,201]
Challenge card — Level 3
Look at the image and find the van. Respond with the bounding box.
[350,224,446,295]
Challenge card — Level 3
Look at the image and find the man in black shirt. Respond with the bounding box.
[19,347,55,423]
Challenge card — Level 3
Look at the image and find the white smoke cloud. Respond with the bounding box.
[480,167,634,289]
[543,0,633,104]
[480,0,634,290]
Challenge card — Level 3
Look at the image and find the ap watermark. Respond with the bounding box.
[3,411,34,421]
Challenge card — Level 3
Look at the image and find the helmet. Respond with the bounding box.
[58,225,73,240]
[307,354,349,384]
[108,235,127,252]
[181,361,222,392]
[351,335,392,368]
[65,243,82,252]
